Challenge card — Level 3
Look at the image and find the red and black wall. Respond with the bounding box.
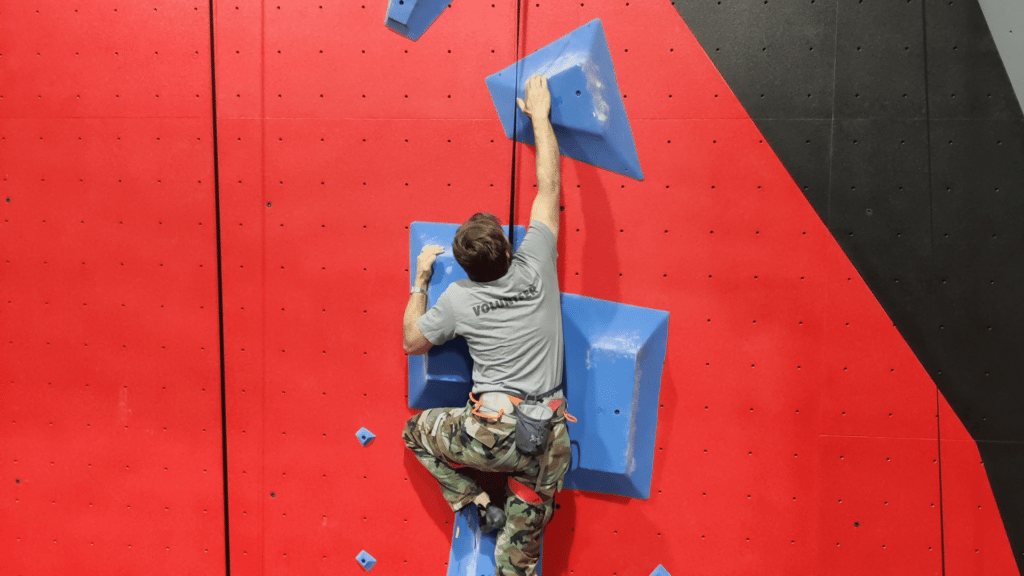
[2,1,1022,575]
[674,0,1024,570]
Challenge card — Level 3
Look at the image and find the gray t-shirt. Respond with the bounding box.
[417,221,563,398]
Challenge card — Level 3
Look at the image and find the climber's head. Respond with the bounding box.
[453,212,512,282]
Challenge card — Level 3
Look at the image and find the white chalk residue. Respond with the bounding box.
[538,45,610,126]
[541,48,588,77]
[590,329,643,355]
[583,60,610,124]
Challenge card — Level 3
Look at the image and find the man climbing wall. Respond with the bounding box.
[401,74,572,576]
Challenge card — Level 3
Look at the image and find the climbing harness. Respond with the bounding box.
[470,389,577,493]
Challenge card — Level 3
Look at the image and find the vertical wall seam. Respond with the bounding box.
[207,0,232,573]
[507,0,524,243]
[825,0,840,230]
[921,0,935,256]
[259,0,268,573]
[920,2,942,571]
[919,3,943,569]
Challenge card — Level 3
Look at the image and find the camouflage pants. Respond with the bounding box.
[403,400,571,576]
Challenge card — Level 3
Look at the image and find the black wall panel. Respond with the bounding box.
[833,0,927,119]
[928,118,1024,442]
[828,119,932,263]
[926,0,1021,119]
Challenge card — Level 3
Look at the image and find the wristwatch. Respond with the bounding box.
[410,286,427,295]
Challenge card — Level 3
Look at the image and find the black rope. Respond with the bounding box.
[507,0,523,247]
[207,1,231,573]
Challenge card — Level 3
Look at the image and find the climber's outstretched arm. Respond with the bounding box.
[517,75,561,238]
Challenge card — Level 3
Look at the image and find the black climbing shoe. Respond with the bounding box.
[479,503,506,534]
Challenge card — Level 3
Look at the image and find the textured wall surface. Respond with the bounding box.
[673,0,1024,571]
[0,2,225,574]
[2,0,1021,574]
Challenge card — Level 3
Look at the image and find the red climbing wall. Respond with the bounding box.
[0,2,224,574]
[2,0,1018,575]
[213,2,519,571]
[213,1,1015,574]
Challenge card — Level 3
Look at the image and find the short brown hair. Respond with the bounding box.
[453,212,512,282]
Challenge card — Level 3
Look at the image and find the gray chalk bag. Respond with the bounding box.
[514,401,554,456]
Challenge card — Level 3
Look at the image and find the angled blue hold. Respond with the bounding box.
[561,293,669,499]
[385,0,451,41]
[650,565,672,576]
[356,550,377,571]
[408,222,526,410]
[485,19,644,180]
[356,427,376,446]
[449,504,543,576]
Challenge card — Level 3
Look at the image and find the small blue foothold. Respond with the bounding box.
[356,550,377,571]
[356,427,376,447]
[650,565,672,576]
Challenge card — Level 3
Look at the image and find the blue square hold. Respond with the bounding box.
[356,550,377,571]
[356,427,376,447]
[408,222,525,409]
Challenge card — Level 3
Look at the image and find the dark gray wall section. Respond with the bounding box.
[673,0,1024,572]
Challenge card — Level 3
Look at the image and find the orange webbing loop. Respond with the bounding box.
[469,392,504,421]
[545,398,578,423]
[501,393,577,422]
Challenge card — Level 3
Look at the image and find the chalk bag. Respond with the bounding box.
[514,400,554,456]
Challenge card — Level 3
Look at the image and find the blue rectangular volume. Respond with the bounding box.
[560,293,670,499]
[408,222,526,409]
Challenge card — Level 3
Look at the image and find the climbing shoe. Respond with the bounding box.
[479,503,506,534]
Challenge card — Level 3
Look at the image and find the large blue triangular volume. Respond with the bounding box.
[385,0,451,41]
[485,19,644,181]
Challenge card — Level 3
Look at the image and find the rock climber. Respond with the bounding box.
[402,74,573,576]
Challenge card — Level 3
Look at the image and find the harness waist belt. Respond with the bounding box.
[473,391,575,424]
[478,392,516,415]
